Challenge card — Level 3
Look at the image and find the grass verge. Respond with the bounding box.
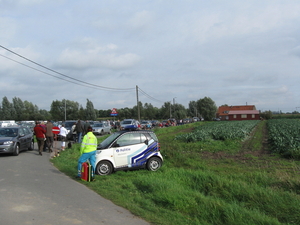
[52,122,300,225]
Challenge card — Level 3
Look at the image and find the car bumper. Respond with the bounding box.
[0,144,15,153]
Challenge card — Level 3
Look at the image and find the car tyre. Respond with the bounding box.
[28,140,34,150]
[96,161,113,175]
[13,144,20,156]
[146,157,162,171]
[100,130,104,135]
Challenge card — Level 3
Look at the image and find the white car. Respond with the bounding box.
[95,130,163,175]
[92,122,111,135]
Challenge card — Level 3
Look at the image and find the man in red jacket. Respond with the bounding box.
[34,121,46,156]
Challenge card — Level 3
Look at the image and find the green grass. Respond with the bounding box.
[52,121,300,225]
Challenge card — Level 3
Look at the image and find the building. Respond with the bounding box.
[216,105,260,121]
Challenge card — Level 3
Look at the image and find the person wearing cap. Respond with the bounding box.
[77,126,98,180]
[34,121,46,156]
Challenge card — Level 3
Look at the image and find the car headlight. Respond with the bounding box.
[4,141,13,145]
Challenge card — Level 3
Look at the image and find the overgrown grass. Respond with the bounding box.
[52,122,300,225]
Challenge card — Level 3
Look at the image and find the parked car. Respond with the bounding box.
[140,120,152,129]
[92,122,111,135]
[95,130,163,175]
[0,126,34,156]
[120,119,140,131]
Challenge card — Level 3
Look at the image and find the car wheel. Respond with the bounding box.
[28,140,34,150]
[146,157,162,171]
[100,130,104,135]
[96,161,113,175]
[13,144,20,156]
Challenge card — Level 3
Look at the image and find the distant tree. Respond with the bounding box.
[160,102,172,119]
[85,99,96,120]
[143,103,157,120]
[50,100,65,121]
[197,97,217,121]
[173,103,187,120]
[187,101,198,117]
[260,110,273,120]
[12,97,25,121]
[1,96,13,120]
[78,106,85,120]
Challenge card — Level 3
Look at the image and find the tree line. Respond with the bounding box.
[0,96,218,121]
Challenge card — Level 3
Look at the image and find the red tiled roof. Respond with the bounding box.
[217,105,256,115]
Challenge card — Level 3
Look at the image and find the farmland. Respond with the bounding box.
[52,119,300,225]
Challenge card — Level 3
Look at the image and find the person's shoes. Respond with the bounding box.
[91,177,96,182]
[39,152,42,156]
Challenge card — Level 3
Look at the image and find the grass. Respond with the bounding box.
[51,121,300,225]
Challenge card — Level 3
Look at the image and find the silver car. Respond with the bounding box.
[0,126,34,156]
[92,122,111,135]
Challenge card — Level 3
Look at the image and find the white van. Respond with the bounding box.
[95,130,163,175]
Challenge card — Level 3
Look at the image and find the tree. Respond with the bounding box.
[12,97,25,121]
[187,101,198,117]
[173,103,187,120]
[197,97,217,121]
[85,99,96,120]
[1,96,15,120]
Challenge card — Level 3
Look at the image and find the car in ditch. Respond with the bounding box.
[0,126,34,156]
[95,130,163,175]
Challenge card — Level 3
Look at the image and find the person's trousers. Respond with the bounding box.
[77,151,96,177]
[36,138,45,153]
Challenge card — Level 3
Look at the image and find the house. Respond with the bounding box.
[216,105,260,121]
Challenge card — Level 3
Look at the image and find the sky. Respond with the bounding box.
[1,0,300,113]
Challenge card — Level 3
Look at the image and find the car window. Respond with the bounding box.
[19,128,25,136]
[116,133,142,147]
[23,127,30,135]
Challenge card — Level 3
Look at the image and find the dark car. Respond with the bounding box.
[0,126,34,156]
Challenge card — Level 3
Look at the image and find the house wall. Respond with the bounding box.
[228,114,260,121]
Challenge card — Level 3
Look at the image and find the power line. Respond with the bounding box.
[0,45,135,91]
[0,53,134,92]
[138,87,165,103]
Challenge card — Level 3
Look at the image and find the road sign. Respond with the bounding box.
[52,126,60,134]
[110,108,118,116]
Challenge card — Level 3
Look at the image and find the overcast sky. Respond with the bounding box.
[1,0,300,113]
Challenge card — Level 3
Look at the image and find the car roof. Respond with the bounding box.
[117,130,154,134]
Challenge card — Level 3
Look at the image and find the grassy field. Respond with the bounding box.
[51,120,300,225]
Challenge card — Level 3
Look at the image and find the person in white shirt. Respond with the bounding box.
[59,124,68,152]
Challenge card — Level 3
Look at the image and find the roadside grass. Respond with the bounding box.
[51,121,300,225]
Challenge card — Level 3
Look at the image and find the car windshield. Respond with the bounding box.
[98,132,121,149]
[0,128,18,137]
[123,120,133,125]
[93,123,103,127]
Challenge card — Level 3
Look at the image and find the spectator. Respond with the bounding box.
[34,121,46,156]
[59,124,68,152]
[45,120,54,152]
[75,119,84,143]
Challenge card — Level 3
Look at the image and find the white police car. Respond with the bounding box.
[95,130,163,175]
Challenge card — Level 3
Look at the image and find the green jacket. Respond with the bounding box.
[80,132,98,155]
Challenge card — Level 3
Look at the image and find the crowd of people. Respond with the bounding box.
[33,119,98,180]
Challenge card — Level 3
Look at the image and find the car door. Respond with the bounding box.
[18,127,27,150]
[113,132,147,168]
[22,127,32,149]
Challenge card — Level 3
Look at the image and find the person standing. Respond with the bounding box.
[59,124,68,152]
[45,120,54,152]
[84,120,90,135]
[77,126,98,180]
[75,119,84,143]
[34,121,46,156]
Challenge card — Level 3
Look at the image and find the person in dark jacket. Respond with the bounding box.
[75,119,84,143]
[34,121,46,156]
[45,120,54,152]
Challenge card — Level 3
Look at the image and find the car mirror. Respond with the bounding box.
[144,139,149,145]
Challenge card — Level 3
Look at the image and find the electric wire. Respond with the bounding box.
[0,45,135,91]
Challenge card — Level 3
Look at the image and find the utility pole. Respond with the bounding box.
[136,85,140,121]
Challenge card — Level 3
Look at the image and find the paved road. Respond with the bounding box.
[0,147,150,225]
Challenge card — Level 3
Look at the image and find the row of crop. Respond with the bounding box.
[267,119,300,158]
[175,120,259,142]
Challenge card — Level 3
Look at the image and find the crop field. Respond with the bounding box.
[175,120,260,142]
[268,119,300,158]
